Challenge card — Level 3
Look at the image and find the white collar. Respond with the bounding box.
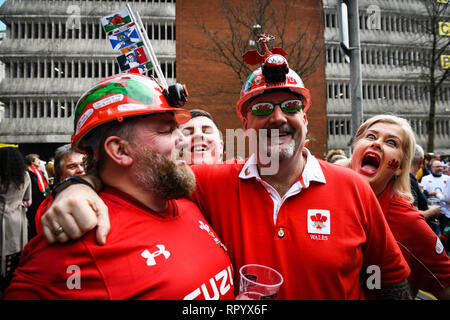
[238,148,326,188]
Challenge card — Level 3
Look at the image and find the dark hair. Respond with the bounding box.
[54,144,74,183]
[188,109,224,151]
[0,147,27,193]
[78,116,140,174]
[189,109,221,131]
[25,153,39,165]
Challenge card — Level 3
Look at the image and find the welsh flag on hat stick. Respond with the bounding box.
[101,7,133,33]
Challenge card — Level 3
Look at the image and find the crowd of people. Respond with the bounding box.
[0,144,86,296]
[0,44,449,300]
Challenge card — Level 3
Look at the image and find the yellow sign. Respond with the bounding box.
[441,55,450,69]
[0,143,19,148]
[437,0,448,4]
[439,21,450,36]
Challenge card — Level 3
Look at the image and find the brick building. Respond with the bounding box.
[177,0,328,158]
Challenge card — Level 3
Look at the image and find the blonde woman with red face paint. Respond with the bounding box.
[351,115,450,300]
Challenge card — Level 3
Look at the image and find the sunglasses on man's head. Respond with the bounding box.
[250,99,304,116]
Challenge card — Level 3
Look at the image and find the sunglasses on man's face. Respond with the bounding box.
[250,99,304,116]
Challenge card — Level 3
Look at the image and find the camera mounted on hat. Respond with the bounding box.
[262,54,289,83]
[163,83,189,108]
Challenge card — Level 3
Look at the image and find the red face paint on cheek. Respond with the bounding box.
[388,159,400,171]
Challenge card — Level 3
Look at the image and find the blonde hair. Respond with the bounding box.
[353,114,415,202]
[326,149,347,163]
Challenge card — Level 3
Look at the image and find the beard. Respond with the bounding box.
[258,124,299,162]
[266,139,296,162]
[132,146,196,200]
[432,172,442,178]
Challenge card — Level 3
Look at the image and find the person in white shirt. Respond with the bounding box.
[422,160,450,234]
[438,175,450,252]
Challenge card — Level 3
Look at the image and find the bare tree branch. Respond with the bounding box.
[185,0,325,87]
[401,0,450,152]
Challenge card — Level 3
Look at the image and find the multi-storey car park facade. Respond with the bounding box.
[324,0,450,154]
[0,0,176,158]
[1,0,448,158]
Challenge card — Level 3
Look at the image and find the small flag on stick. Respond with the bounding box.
[116,47,149,72]
[101,8,133,33]
[109,25,141,51]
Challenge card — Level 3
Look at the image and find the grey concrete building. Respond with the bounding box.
[0,29,4,124]
[0,0,176,158]
[324,0,450,155]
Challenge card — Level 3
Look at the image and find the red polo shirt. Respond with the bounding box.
[190,151,410,299]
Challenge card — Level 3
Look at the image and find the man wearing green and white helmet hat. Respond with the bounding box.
[4,74,235,300]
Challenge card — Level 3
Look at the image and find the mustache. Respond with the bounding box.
[264,124,295,132]
[259,124,295,139]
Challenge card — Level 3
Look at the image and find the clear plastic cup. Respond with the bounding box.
[237,264,284,300]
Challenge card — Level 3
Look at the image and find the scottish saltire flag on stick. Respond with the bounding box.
[109,25,140,51]
[101,8,133,33]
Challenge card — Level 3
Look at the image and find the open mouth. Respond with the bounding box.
[267,129,292,143]
[360,151,380,175]
[191,143,210,153]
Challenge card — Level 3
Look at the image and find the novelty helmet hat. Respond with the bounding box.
[236,55,312,122]
[72,73,191,151]
[236,31,312,123]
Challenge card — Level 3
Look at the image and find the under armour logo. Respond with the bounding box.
[141,245,171,266]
